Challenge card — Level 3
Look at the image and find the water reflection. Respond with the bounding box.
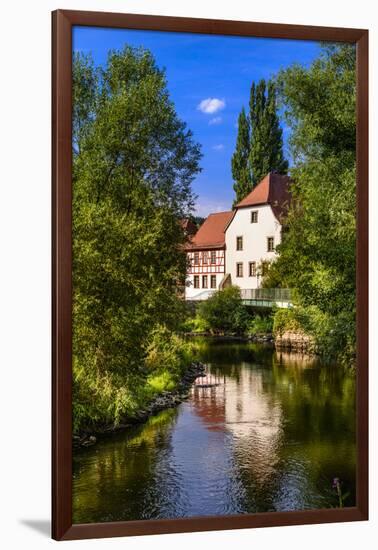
[73,340,356,523]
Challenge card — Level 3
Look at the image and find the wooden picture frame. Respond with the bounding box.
[52,9,368,541]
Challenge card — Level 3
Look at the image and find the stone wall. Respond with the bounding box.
[275,330,316,354]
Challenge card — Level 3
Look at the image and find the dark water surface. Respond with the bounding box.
[73,340,356,523]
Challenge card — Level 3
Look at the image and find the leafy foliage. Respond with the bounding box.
[264,44,356,366]
[273,306,355,365]
[198,287,250,334]
[232,107,251,205]
[232,79,288,203]
[248,313,274,336]
[72,48,202,432]
[249,80,289,186]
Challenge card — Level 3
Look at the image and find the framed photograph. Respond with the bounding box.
[52,10,368,541]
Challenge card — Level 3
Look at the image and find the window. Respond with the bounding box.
[194,275,199,288]
[236,263,243,277]
[210,275,217,288]
[236,236,243,250]
[267,237,275,252]
[249,261,256,277]
[210,250,216,264]
[261,262,269,276]
[203,251,208,265]
[194,252,199,265]
[251,210,258,223]
[202,275,208,288]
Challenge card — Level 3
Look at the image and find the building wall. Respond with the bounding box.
[185,249,225,299]
[225,204,281,290]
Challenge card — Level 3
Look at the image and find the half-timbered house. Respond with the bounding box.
[185,211,234,300]
[185,173,291,300]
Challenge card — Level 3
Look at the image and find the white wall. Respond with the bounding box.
[1,2,376,550]
[186,249,225,299]
[225,205,281,289]
[186,272,224,299]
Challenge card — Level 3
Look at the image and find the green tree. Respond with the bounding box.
[198,287,250,334]
[249,79,288,186]
[232,80,288,204]
[264,44,356,365]
[231,107,251,204]
[72,48,202,430]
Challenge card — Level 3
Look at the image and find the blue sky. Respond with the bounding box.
[73,27,321,217]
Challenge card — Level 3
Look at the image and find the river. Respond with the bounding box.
[73,339,356,523]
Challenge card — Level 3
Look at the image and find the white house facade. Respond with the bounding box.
[225,172,291,290]
[185,172,291,300]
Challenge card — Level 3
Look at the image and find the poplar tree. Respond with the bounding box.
[232,79,288,204]
[231,107,251,205]
[249,79,288,186]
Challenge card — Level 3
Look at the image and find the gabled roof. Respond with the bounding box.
[186,211,234,250]
[235,172,291,221]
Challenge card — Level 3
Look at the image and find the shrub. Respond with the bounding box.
[145,324,193,378]
[73,324,194,433]
[198,286,250,334]
[180,313,209,333]
[273,308,304,336]
[248,314,273,336]
[146,372,176,394]
[273,306,356,367]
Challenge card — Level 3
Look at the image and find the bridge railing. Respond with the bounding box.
[240,288,292,302]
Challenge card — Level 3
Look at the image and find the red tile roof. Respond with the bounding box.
[186,211,234,250]
[235,172,291,221]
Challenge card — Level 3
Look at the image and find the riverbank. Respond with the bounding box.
[184,332,274,344]
[74,361,206,448]
[185,327,318,354]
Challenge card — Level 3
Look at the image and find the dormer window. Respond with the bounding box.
[251,211,258,223]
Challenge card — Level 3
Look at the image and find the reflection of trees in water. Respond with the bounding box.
[197,343,356,511]
[268,351,355,443]
[73,408,180,523]
[73,341,356,522]
[193,337,275,367]
[268,351,356,508]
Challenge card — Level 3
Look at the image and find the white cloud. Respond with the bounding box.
[209,116,222,126]
[212,144,224,151]
[197,98,226,114]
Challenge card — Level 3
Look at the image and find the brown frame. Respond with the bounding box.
[52,9,369,541]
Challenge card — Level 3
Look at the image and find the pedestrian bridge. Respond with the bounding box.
[240,288,292,308]
[188,288,292,308]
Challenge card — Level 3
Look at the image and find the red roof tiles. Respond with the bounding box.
[235,172,291,221]
[186,173,291,250]
[186,211,234,250]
